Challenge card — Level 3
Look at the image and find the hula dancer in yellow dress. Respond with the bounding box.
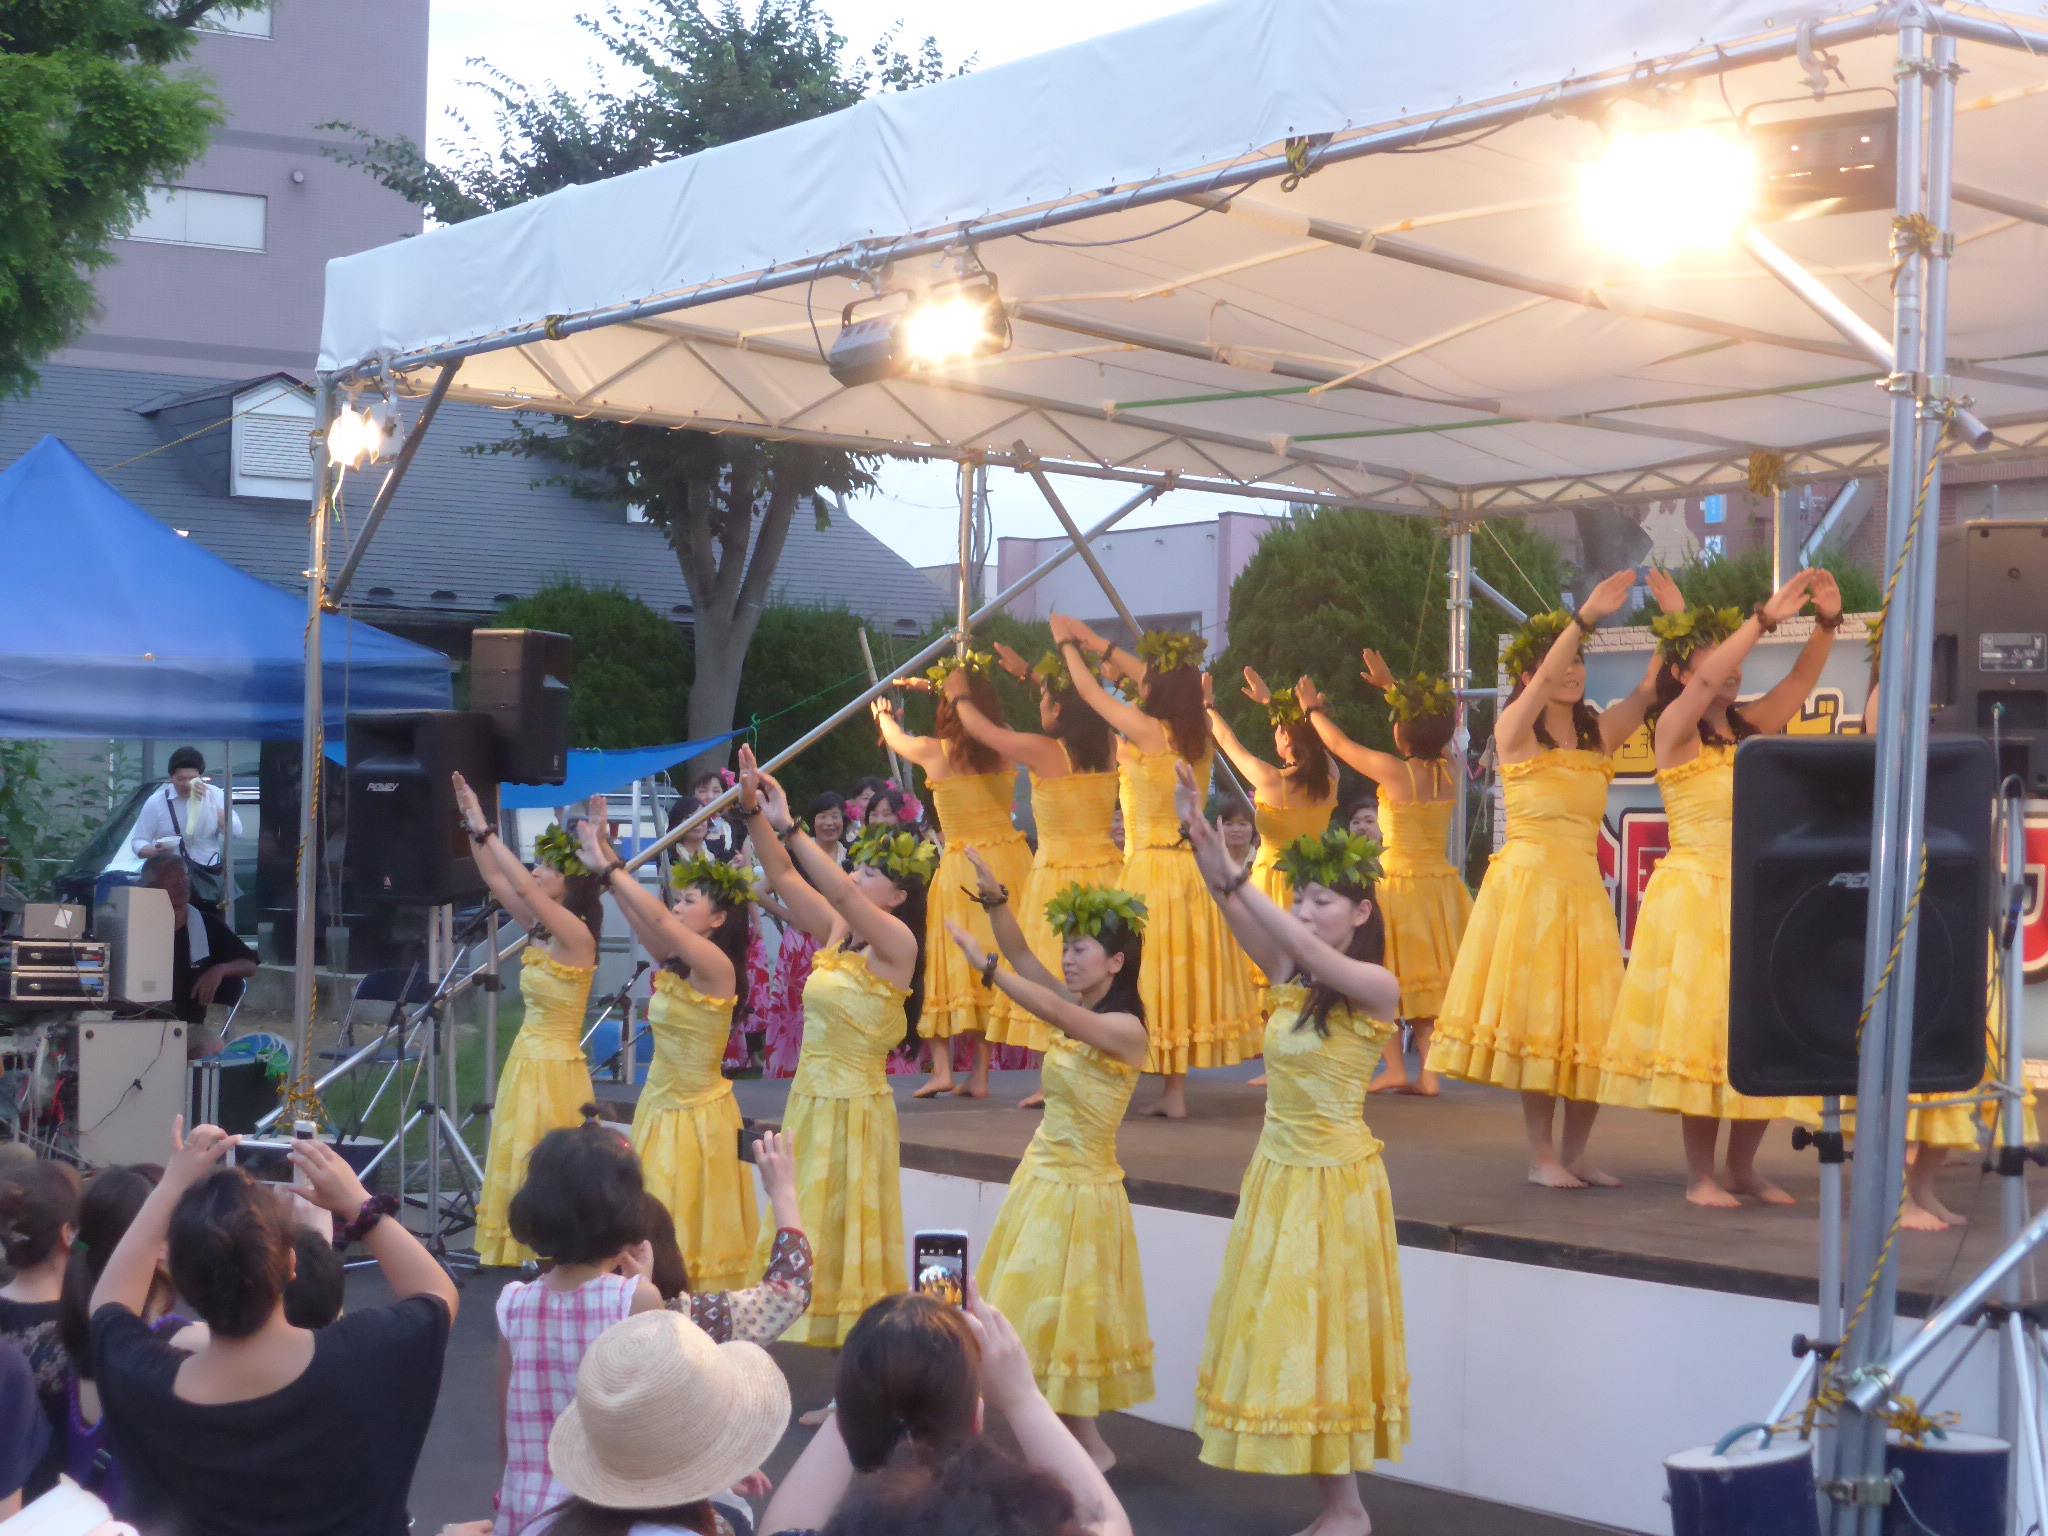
[874,651,1033,1100]
[1051,614,1262,1118]
[573,808,759,1288]
[453,773,603,1267]
[1597,572,1841,1208]
[949,854,1154,1470]
[956,642,1123,1109]
[1300,652,1471,1096]
[1178,768,1408,1536]
[1425,568,1682,1189]
[1204,666,1338,909]
[735,745,927,1345]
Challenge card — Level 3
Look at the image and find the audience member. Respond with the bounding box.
[1342,793,1382,843]
[58,1163,204,1511]
[636,1130,814,1345]
[133,853,258,1040]
[283,1225,345,1331]
[129,745,243,909]
[865,788,915,830]
[1214,799,1256,865]
[89,1119,457,1536]
[0,1157,80,1498]
[496,1117,663,1535]
[0,1338,48,1518]
[843,779,888,828]
[761,1290,1131,1536]
[670,771,740,863]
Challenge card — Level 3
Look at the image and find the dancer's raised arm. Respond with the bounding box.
[1203,669,1285,801]
[1296,674,1405,783]
[870,695,948,774]
[961,847,1062,992]
[576,807,735,995]
[1050,615,1161,747]
[1739,570,1838,734]
[453,773,596,964]
[947,922,1146,1068]
[736,747,836,944]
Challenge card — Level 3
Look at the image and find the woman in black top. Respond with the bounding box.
[0,1158,80,1498]
[89,1118,459,1536]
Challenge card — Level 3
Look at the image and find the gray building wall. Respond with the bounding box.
[55,0,428,379]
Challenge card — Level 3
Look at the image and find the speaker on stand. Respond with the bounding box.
[470,628,574,786]
[1931,520,2048,796]
[344,711,498,908]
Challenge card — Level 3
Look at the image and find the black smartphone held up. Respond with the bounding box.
[912,1229,970,1309]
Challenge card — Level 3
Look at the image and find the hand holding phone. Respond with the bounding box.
[912,1229,969,1309]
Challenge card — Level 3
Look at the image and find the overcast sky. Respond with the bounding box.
[423,0,1249,571]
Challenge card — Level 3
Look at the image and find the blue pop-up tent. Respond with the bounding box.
[0,437,451,738]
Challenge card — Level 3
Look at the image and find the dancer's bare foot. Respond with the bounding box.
[1928,1196,1970,1227]
[1414,1069,1443,1096]
[912,1078,951,1099]
[1145,1100,1189,1120]
[798,1400,835,1427]
[950,1078,989,1099]
[1065,1416,1116,1474]
[1248,1074,1268,1087]
[1528,1161,1589,1190]
[1019,1090,1045,1110]
[1686,1176,1742,1209]
[1901,1198,1951,1233]
[1566,1161,1623,1189]
[1725,1172,1795,1206]
[1367,1077,1407,1095]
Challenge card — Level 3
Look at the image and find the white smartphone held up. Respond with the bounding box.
[293,1119,317,1187]
[912,1229,970,1309]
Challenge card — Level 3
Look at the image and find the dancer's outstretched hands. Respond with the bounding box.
[736,745,763,816]
[1295,676,1327,714]
[575,800,614,870]
[752,1129,800,1227]
[1646,567,1684,616]
[1762,568,1819,627]
[991,641,1030,682]
[963,847,1008,907]
[1359,648,1396,691]
[1175,760,1233,886]
[1809,568,1843,621]
[1241,666,1271,706]
[1580,567,1639,625]
[755,769,794,832]
[1200,670,1215,707]
[451,771,488,835]
[946,920,991,973]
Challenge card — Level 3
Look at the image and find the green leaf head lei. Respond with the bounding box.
[847,825,940,885]
[1275,826,1385,896]
[668,853,757,908]
[533,824,592,878]
[1043,884,1148,943]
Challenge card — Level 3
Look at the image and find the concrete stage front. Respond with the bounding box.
[599,1066,2047,1533]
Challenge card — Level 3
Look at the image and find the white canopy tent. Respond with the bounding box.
[312,4,2048,1526]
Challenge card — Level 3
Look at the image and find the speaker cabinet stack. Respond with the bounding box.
[1932,519,2048,795]
[1729,735,1994,1097]
[345,711,497,906]
[471,628,574,786]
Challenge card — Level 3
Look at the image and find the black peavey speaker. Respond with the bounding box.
[345,711,497,906]
[1729,735,1994,1097]
[1931,519,2048,795]
[470,628,574,786]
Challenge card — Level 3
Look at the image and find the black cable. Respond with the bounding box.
[1017,184,1249,249]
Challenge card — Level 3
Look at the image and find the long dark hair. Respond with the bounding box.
[634,1190,690,1301]
[1297,878,1388,1036]
[60,1164,161,1370]
[1087,923,1146,1027]
[1047,691,1115,774]
[1392,713,1456,761]
[1506,677,1602,750]
[1651,661,1756,748]
[538,1498,720,1536]
[674,874,753,1018]
[548,871,607,949]
[836,1293,982,1473]
[847,864,930,1053]
[0,1159,79,1273]
[936,674,1006,776]
[1141,664,1211,763]
[1277,718,1332,796]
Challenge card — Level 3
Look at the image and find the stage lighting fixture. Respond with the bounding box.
[827,275,1011,387]
[1581,127,1755,266]
[1750,108,1896,217]
[326,396,401,469]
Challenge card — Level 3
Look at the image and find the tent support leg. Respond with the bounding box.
[957,462,978,659]
[329,362,460,605]
[1446,518,1473,866]
[292,381,337,1078]
[1469,570,1524,625]
[1024,465,1144,642]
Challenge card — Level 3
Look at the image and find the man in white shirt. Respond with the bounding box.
[129,746,243,907]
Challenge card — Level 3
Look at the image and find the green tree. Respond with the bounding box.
[331,1,955,772]
[0,2,228,397]
[492,582,692,750]
[1215,508,1570,768]
[1670,547,1884,613]
[736,606,900,807]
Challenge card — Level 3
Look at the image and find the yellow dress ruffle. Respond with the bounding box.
[1250,797,1334,909]
[978,1032,1153,1416]
[1196,985,1409,1474]
[763,946,908,1344]
[1598,748,1790,1121]
[922,772,1034,1042]
[1119,747,1263,1074]
[988,770,1123,1052]
[1425,749,1621,1099]
[478,950,597,1267]
[632,969,758,1292]
[1376,788,1472,1021]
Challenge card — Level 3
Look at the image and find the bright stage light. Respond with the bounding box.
[326,399,399,468]
[1581,128,1756,266]
[903,287,1003,364]
[827,273,1011,387]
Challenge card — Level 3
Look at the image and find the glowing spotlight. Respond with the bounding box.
[1581,127,1755,266]
[326,398,400,468]
[827,273,1011,386]
[904,283,1004,364]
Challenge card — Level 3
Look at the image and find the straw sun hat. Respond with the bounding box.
[548,1311,792,1508]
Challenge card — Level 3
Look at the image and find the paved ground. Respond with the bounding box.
[368,1263,1615,1535]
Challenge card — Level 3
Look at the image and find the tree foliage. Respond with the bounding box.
[737,606,909,807]
[0,0,228,396]
[491,582,692,750]
[1215,508,1571,771]
[1669,546,1884,614]
[329,1,957,769]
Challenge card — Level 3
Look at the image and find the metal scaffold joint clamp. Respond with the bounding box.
[1819,1474,1897,1509]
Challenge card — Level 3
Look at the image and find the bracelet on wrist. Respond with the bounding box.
[336,1192,399,1248]
[1213,866,1253,899]
[776,821,803,845]
[964,885,1008,910]
[1752,602,1780,635]
[468,826,494,846]
[1570,610,1593,635]
[1815,610,1845,632]
[977,952,999,990]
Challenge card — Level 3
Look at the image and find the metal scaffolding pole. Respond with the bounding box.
[956,462,978,660]
[328,363,460,605]
[291,381,337,1074]
[1025,465,1143,640]
[1829,21,1946,1532]
[1446,520,1474,864]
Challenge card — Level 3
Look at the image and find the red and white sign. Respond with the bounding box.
[1598,809,1671,957]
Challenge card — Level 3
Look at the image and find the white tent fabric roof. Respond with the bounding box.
[319,0,2048,514]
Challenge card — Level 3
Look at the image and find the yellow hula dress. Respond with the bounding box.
[1196,984,1409,1474]
[477,949,597,1267]
[986,766,1123,1053]
[1425,748,1622,1099]
[977,1030,1154,1415]
[632,969,758,1292]
[1250,797,1334,908]
[1119,747,1263,1073]
[1598,747,1790,1120]
[922,772,1034,1045]
[764,945,908,1345]
[1377,767,1473,1021]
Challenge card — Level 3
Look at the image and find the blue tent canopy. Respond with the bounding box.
[0,437,451,738]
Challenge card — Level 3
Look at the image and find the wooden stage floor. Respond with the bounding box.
[602,1063,2044,1312]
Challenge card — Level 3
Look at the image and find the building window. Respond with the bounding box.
[230,382,313,501]
[1701,493,1727,525]
[197,3,272,37]
[1702,534,1726,559]
[125,186,267,251]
